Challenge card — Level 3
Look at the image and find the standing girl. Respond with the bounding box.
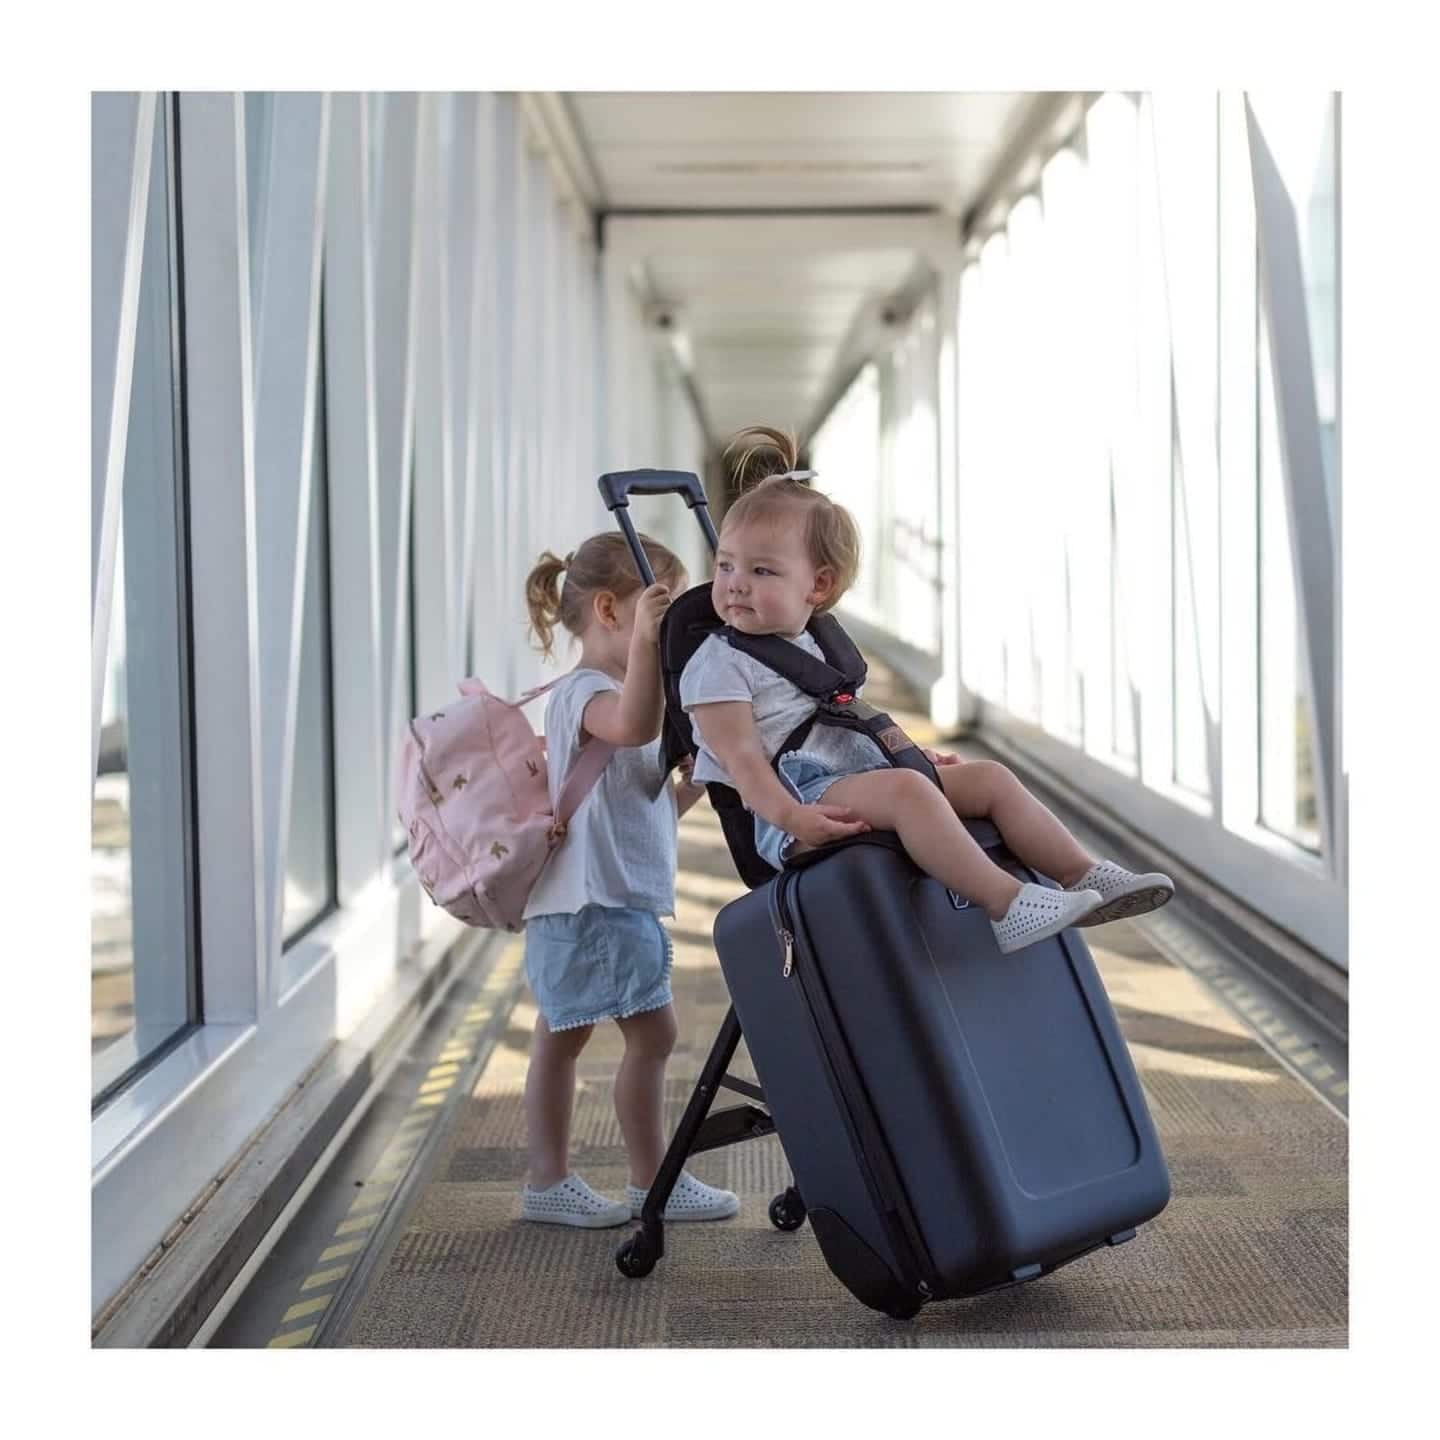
[519,532,739,1227]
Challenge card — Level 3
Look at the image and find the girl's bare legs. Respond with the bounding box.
[936,760,1094,888]
[614,1003,679,1188]
[821,769,1023,919]
[525,1016,594,1189]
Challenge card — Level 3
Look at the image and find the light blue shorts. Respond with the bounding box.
[524,904,674,1033]
[752,750,890,871]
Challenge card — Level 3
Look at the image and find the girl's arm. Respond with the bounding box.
[689,702,801,830]
[579,586,671,748]
[673,756,705,818]
[693,703,871,852]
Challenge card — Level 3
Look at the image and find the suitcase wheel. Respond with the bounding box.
[883,1294,924,1321]
[768,1187,807,1232]
[615,1229,659,1279]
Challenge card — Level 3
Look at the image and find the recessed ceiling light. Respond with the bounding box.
[655,160,929,176]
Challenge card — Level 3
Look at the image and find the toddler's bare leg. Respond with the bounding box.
[821,770,1021,918]
[614,1004,679,1188]
[938,760,1093,887]
[525,1016,594,1189]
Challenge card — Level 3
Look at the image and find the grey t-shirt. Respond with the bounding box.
[678,631,887,794]
[522,668,677,920]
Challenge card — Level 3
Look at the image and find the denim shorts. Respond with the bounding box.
[752,750,889,871]
[524,903,674,1032]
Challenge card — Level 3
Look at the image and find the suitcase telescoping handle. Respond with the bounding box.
[598,469,720,586]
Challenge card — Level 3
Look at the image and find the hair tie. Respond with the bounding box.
[775,469,816,482]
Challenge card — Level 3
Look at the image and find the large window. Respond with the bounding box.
[947,89,1344,962]
[283,340,338,940]
[810,363,882,623]
[92,96,197,1099]
[1251,92,1336,854]
[393,470,417,854]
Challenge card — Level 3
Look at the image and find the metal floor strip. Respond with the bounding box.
[1133,905,1348,1121]
[260,938,528,1349]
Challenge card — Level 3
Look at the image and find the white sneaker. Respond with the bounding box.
[627,1169,739,1222]
[520,1174,631,1229]
[991,883,1103,955]
[1064,861,1175,927]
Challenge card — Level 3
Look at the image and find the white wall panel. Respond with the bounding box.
[92,89,687,1319]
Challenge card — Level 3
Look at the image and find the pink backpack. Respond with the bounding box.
[396,677,614,932]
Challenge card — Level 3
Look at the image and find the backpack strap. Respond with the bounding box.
[456,675,614,832]
[553,735,616,828]
[458,676,562,708]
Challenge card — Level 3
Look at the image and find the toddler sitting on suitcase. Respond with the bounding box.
[680,426,1175,955]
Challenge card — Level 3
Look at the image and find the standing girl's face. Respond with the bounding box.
[588,569,688,669]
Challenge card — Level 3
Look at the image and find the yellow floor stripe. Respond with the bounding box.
[264,943,526,1349]
[374,1147,418,1171]
[302,1265,348,1292]
[318,1238,367,1263]
[373,1150,409,1169]
[335,1213,379,1236]
[267,1325,317,1348]
[283,1295,332,1324]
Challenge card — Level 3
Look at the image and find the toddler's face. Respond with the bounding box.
[712,517,827,638]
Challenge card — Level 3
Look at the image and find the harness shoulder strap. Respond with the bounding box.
[807,612,866,691]
[718,623,864,699]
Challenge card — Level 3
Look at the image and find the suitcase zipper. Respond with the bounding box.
[770,872,938,1300]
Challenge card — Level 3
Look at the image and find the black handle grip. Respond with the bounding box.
[598,469,707,510]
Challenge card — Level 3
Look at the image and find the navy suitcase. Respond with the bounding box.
[713,829,1171,1318]
[596,467,1170,1319]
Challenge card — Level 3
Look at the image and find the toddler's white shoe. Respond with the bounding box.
[627,1169,739,1222]
[991,882,1103,955]
[1064,860,1175,927]
[520,1174,630,1228]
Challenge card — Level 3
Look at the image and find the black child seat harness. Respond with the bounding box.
[659,595,941,889]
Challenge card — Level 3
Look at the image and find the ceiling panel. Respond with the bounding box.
[565,92,1040,443]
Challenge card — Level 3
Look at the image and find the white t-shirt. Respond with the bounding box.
[678,630,888,793]
[522,668,678,920]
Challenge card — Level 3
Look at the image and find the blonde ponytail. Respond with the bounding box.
[524,549,572,661]
[724,424,801,490]
[523,533,686,660]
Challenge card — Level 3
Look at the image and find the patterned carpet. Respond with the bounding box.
[343,659,1348,1348]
